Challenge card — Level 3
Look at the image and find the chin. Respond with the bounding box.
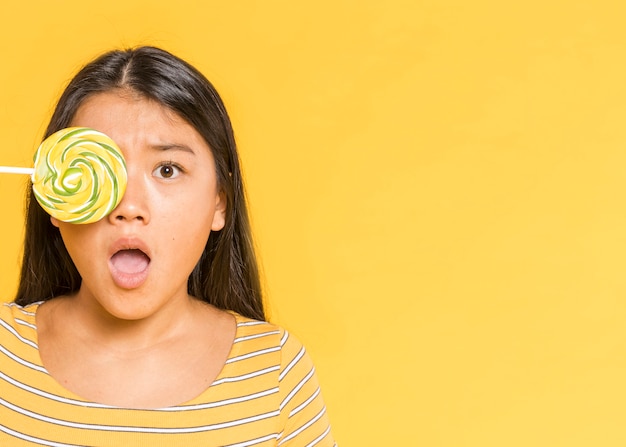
[97,295,164,323]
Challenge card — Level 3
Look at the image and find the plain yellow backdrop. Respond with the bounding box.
[2,0,626,445]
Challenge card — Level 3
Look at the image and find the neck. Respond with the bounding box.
[62,286,200,352]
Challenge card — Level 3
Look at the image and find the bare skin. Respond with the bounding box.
[36,296,236,409]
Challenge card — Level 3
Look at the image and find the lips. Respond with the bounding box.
[108,240,151,289]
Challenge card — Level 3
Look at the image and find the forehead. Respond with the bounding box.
[70,91,210,156]
[72,90,180,128]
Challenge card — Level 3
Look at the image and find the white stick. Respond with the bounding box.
[0,166,34,175]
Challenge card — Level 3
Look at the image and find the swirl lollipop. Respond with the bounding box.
[0,127,127,224]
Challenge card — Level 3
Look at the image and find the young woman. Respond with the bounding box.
[0,46,336,446]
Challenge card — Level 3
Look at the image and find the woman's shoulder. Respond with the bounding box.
[230,313,306,352]
[0,302,41,364]
[0,301,40,335]
[229,313,314,373]
[229,315,336,445]
[230,313,287,351]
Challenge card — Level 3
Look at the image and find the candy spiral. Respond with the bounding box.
[32,127,127,224]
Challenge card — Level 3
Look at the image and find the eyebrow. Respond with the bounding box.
[151,144,196,154]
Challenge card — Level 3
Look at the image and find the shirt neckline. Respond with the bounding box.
[21,301,247,410]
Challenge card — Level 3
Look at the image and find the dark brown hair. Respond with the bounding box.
[14,46,264,321]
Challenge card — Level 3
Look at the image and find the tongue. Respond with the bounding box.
[111,249,150,274]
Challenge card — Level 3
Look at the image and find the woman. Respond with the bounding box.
[1,46,336,446]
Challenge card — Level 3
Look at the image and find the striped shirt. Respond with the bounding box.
[0,302,336,446]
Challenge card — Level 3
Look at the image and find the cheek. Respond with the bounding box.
[56,225,99,273]
[160,208,213,251]
[177,213,214,247]
[57,225,91,251]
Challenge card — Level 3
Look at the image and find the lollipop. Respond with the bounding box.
[0,127,127,224]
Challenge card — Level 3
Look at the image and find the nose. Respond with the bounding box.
[107,167,150,224]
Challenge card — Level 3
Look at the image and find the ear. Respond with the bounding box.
[50,216,60,228]
[211,191,227,231]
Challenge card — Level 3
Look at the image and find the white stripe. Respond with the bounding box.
[0,397,280,434]
[289,387,321,418]
[226,346,280,364]
[237,320,267,327]
[234,330,280,344]
[278,406,327,445]
[212,365,280,386]
[0,424,82,447]
[306,424,332,447]
[158,387,279,411]
[14,318,37,331]
[0,318,38,350]
[280,330,289,346]
[0,369,280,413]
[4,302,40,316]
[0,344,47,373]
[279,346,305,381]
[224,433,281,447]
[280,367,315,411]
[0,371,117,409]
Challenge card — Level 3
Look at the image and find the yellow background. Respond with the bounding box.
[1,1,626,445]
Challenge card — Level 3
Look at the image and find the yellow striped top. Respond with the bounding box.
[0,302,336,446]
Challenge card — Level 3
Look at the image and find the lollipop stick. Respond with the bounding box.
[0,166,34,175]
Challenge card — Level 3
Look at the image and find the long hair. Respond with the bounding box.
[14,46,265,321]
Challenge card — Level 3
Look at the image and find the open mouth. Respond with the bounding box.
[108,248,151,290]
[110,249,151,275]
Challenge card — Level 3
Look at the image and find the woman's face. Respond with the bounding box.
[52,90,226,321]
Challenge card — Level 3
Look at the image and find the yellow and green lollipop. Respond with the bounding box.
[0,127,127,224]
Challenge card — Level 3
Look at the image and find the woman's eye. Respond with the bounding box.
[154,163,181,179]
